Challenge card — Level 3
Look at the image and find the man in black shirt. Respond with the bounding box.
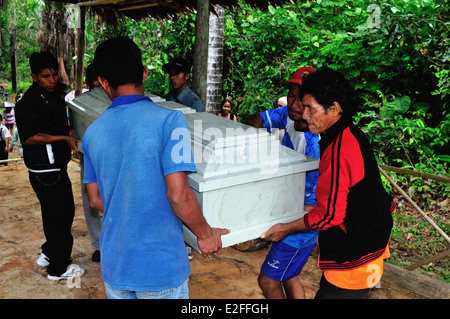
[15,51,84,281]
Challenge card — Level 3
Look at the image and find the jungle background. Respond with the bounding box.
[0,0,449,283]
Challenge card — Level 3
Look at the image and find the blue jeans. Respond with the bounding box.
[104,279,189,299]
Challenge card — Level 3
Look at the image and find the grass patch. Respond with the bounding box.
[388,199,450,283]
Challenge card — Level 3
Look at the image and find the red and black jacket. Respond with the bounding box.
[304,116,395,270]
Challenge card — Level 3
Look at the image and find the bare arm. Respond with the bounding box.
[165,171,229,257]
[24,133,80,152]
[86,183,104,212]
[261,218,308,242]
[261,205,316,242]
[245,113,264,128]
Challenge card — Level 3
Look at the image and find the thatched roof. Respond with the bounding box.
[49,0,301,24]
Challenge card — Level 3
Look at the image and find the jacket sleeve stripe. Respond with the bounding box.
[309,131,344,229]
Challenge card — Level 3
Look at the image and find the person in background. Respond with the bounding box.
[218,98,237,121]
[0,114,12,165]
[73,63,103,262]
[3,106,15,136]
[277,96,287,108]
[163,57,203,112]
[247,67,320,299]
[82,37,228,299]
[15,51,83,281]
[15,89,24,102]
[9,126,23,159]
[261,68,395,299]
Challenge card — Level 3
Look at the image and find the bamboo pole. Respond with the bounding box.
[0,157,23,164]
[379,164,450,184]
[379,165,450,245]
[404,249,450,270]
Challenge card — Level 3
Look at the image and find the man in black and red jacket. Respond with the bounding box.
[262,68,395,299]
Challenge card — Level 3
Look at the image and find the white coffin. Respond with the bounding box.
[182,112,319,252]
[67,90,319,253]
[66,88,195,142]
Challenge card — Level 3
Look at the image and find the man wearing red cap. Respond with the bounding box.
[247,67,320,299]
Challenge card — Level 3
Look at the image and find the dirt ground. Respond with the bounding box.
[0,159,426,299]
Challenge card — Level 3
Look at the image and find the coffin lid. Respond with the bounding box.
[184,112,319,191]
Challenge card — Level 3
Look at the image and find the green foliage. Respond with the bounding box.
[88,14,196,97]
[0,0,44,88]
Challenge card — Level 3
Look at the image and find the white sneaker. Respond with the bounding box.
[47,264,85,281]
[186,245,194,261]
[37,252,50,267]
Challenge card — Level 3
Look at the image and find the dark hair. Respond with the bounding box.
[301,68,356,117]
[29,51,59,75]
[221,98,233,109]
[93,36,144,90]
[85,63,98,88]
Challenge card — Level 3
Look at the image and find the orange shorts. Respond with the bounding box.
[324,246,390,290]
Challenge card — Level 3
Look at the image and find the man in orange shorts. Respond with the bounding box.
[262,68,395,299]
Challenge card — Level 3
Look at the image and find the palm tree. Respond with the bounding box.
[37,1,75,86]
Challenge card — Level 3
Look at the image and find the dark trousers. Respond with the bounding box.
[0,140,8,166]
[29,169,75,276]
[315,274,371,299]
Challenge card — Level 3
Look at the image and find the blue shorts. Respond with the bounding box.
[261,241,315,281]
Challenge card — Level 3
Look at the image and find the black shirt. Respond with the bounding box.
[15,82,71,170]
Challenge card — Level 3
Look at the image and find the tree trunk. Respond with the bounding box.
[74,6,85,97]
[9,22,17,92]
[192,0,209,111]
[38,2,76,87]
[206,5,224,114]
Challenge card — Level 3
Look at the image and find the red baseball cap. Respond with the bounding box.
[286,66,316,86]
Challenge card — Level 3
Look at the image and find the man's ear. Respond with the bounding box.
[330,101,343,117]
[142,66,149,83]
[97,76,114,100]
[185,73,190,81]
[31,73,37,82]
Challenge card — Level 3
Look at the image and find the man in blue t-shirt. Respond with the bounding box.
[82,37,228,299]
[163,57,203,112]
[247,67,319,299]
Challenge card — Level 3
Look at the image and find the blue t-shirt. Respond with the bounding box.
[82,95,197,291]
[164,85,203,112]
[260,105,319,248]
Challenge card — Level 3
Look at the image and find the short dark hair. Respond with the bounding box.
[85,63,98,88]
[29,51,59,75]
[93,36,144,90]
[301,68,356,117]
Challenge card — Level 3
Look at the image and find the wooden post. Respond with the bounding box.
[191,0,209,111]
[74,6,86,97]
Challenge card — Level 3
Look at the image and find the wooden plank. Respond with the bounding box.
[382,262,450,299]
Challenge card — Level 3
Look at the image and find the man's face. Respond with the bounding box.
[302,94,339,134]
[31,68,59,92]
[168,69,189,92]
[287,83,305,122]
